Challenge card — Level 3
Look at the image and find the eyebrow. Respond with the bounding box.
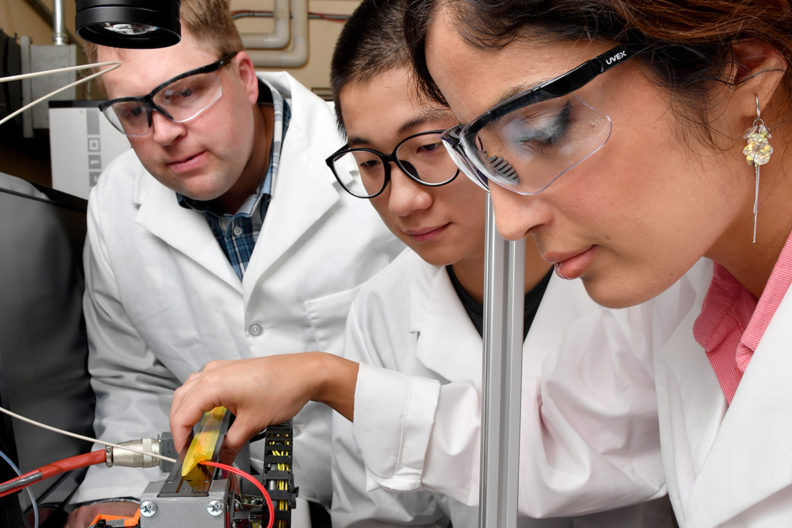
[347,107,454,147]
[493,80,546,108]
[396,107,452,136]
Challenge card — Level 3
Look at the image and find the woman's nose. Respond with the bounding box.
[489,183,545,241]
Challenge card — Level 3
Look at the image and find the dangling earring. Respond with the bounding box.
[743,95,773,244]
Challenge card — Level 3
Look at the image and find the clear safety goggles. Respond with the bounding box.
[98,53,237,137]
[441,45,638,195]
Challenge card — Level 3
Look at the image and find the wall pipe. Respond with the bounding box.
[247,0,308,69]
[239,0,291,50]
[22,0,78,44]
[52,0,66,46]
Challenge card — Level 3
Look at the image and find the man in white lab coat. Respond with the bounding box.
[65,1,402,526]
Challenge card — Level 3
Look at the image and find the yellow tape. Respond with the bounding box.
[181,406,227,477]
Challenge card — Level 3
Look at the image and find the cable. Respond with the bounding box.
[0,62,119,83]
[0,406,176,465]
[200,460,274,528]
[0,450,106,498]
[231,9,349,22]
[0,408,283,523]
[308,11,349,22]
[0,448,39,528]
[0,61,120,127]
[272,443,290,525]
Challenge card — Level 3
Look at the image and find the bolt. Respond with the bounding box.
[140,501,157,518]
[207,499,224,517]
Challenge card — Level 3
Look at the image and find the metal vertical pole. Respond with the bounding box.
[479,195,525,527]
[53,0,67,46]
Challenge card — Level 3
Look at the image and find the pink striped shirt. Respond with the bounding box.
[693,230,792,404]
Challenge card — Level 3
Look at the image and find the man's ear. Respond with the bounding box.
[730,39,787,120]
[234,51,260,105]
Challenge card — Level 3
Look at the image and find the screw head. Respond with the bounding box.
[206,499,224,517]
[140,500,157,518]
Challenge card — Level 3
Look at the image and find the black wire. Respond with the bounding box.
[249,430,267,444]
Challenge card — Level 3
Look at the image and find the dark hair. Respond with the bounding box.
[405,0,792,144]
[330,0,412,133]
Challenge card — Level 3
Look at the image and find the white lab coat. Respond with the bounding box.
[654,265,792,526]
[332,249,713,526]
[73,72,404,510]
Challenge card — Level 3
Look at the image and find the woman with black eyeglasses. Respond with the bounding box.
[405,0,792,526]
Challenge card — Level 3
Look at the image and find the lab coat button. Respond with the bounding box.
[248,323,263,336]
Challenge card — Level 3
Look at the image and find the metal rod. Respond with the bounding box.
[0,472,40,494]
[479,195,525,527]
[0,62,120,127]
[52,0,66,45]
[0,61,120,83]
[22,0,78,43]
[232,10,349,21]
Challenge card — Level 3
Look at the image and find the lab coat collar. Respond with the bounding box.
[412,269,596,382]
[684,284,792,527]
[133,166,241,290]
[411,265,484,382]
[242,73,342,291]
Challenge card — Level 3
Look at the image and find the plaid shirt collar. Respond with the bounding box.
[176,78,291,279]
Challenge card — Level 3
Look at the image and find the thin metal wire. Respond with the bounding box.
[0,61,120,83]
[0,405,176,464]
[0,61,121,127]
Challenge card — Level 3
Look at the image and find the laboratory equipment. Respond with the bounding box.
[75,0,181,49]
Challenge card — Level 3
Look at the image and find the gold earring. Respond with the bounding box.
[743,95,773,244]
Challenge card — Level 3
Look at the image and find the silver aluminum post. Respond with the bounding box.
[479,195,525,527]
[53,0,67,46]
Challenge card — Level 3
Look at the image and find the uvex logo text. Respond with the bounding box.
[605,51,627,65]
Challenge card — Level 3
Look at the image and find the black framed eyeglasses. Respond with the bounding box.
[325,129,461,199]
[98,52,238,137]
[441,45,639,195]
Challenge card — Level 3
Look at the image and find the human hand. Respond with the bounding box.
[170,353,358,464]
[65,501,139,528]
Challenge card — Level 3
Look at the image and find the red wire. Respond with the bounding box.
[308,11,347,22]
[0,471,38,498]
[230,9,348,22]
[38,449,106,479]
[0,483,29,498]
[0,449,106,498]
[200,460,275,528]
[0,451,278,528]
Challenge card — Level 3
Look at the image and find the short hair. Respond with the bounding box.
[329,0,412,133]
[405,0,792,146]
[83,0,243,62]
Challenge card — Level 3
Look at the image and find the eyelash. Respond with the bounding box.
[522,102,572,150]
